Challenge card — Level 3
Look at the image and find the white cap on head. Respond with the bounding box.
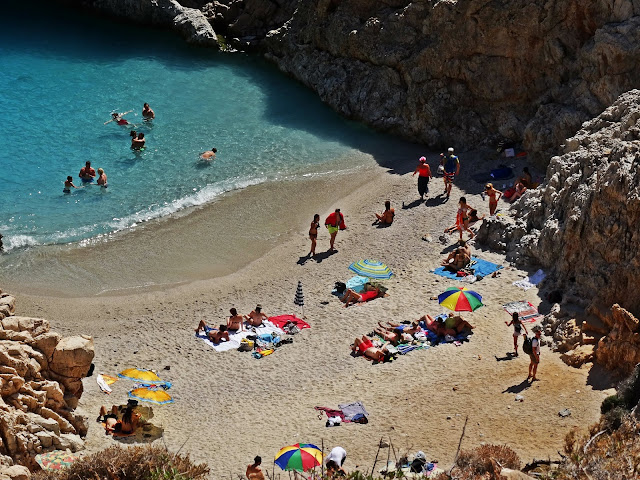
[448,147,454,153]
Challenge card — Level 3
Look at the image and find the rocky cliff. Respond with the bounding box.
[0,290,94,475]
[255,0,640,162]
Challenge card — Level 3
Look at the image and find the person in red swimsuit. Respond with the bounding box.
[351,336,389,362]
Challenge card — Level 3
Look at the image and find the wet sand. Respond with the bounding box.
[8,150,614,477]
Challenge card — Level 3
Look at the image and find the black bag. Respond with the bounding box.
[522,336,533,355]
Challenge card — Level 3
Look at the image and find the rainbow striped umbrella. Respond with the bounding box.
[348,259,393,279]
[438,287,483,312]
[274,443,323,471]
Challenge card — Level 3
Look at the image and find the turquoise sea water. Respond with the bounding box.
[0,1,404,253]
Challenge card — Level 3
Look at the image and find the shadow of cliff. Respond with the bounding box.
[9,0,425,176]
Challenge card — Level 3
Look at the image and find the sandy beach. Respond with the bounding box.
[9,151,614,477]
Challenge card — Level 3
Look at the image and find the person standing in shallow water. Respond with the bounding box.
[412,156,432,201]
[79,161,96,183]
[142,102,155,120]
[309,213,320,257]
[325,208,346,252]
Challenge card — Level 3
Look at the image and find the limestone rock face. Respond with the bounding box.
[594,305,640,375]
[245,0,640,161]
[67,0,219,48]
[479,89,640,317]
[49,336,94,379]
[0,289,93,471]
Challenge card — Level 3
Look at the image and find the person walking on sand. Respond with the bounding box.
[440,147,460,198]
[309,213,320,257]
[246,456,265,480]
[484,183,502,216]
[528,327,542,381]
[505,311,528,356]
[142,102,155,120]
[325,208,346,252]
[412,156,432,201]
[455,197,475,241]
[79,161,96,183]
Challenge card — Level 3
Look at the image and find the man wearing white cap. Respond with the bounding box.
[412,156,432,201]
[440,147,460,198]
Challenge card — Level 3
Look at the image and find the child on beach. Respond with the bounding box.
[455,197,474,241]
[485,183,502,215]
[63,176,81,193]
[309,214,320,257]
[505,311,528,356]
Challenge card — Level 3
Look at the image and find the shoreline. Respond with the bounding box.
[11,151,614,476]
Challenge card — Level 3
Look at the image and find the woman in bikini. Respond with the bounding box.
[227,308,244,332]
[485,183,502,215]
[309,214,320,257]
[455,197,475,241]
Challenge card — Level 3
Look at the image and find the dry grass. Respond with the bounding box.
[33,444,209,480]
[432,444,521,480]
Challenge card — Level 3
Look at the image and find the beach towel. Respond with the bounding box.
[338,401,369,421]
[513,269,545,290]
[196,321,283,352]
[268,315,311,330]
[432,257,502,280]
[503,301,541,323]
[471,167,514,183]
[315,406,347,422]
[97,373,118,394]
[332,276,369,295]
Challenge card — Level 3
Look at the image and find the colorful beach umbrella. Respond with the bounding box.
[438,287,483,312]
[128,387,174,405]
[35,451,78,471]
[118,368,169,386]
[274,443,323,471]
[348,259,393,279]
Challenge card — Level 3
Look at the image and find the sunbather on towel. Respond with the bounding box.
[445,313,475,333]
[245,305,268,327]
[195,321,230,343]
[376,322,415,345]
[441,248,470,272]
[418,314,453,337]
[228,307,244,332]
[335,282,380,307]
[381,320,422,335]
[351,336,391,363]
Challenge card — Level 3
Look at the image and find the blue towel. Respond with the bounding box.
[432,257,502,280]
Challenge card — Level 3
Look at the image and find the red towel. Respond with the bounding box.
[268,315,311,329]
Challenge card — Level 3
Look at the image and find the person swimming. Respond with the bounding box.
[200,147,217,161]
[63,176,81,193]
[105,110,133,125]
[131,131,145,150]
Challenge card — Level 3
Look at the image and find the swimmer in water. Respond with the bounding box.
[142,103,155,120]
[200,147,217,161]
[63,176,81,193]
[104,110,133,125]
[130,131,145,150]
[97,168,108,188]
[79,161,96,183]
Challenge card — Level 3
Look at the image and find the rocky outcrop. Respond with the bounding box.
[478,89,640,317]
[63,0,219,48]
[249,0,640,161]
[0,289,94,473]
[593,305,640,376]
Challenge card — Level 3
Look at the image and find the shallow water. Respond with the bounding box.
[0,1,422,296]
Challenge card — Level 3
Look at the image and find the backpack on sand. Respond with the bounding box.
[522,336,533,355]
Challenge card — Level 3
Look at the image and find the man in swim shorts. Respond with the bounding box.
[79,161,96,183]
[325,208,346,252]
[440,147,460,198]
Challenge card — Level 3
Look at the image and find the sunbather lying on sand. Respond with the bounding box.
[380,321,422,335]
[195,321,230,343]
[335,282,381,307]
[351,336,391,363]
[418,314,474,337]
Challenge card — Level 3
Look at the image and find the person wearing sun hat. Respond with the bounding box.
[412,156,432,201]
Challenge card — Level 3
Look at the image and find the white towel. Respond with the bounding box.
[513,269,545,290]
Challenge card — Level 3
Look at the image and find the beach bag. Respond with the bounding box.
[522,336,533,354]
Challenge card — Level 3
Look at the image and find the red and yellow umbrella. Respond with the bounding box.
[438,287,483,312]
[274,443,323,471]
